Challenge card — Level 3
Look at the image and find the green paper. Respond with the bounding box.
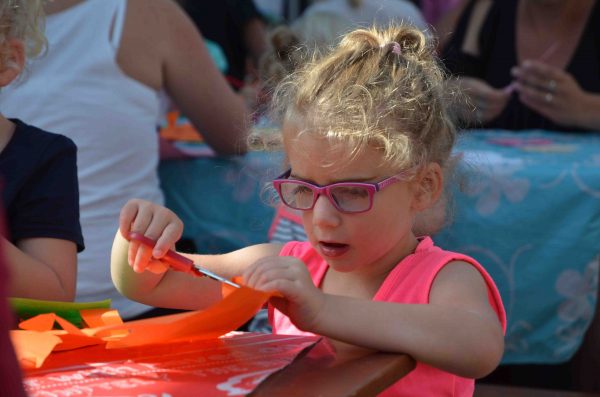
[10,298,111,328]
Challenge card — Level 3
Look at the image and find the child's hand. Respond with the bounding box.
[119,199,183,274]
[242,256,325,331]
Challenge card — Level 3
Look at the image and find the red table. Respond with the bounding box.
[23,332,414,396]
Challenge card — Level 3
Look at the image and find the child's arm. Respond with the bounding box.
[1,237,77,301]
[244,259,504,379]
[111,199,281,310]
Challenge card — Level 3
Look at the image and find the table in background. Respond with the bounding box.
[159,152,283,254]
[434,130,600,364]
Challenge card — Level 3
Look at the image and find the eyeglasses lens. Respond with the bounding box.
[330,185,370,212]
[280,183,314,209]
[279,182,371,212]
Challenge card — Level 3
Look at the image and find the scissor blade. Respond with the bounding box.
[193,265,241,288]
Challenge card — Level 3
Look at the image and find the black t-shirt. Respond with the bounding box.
[442,0,600,131]
[0,119,84,251]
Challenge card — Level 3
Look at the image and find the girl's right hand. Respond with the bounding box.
[119,199,184,274]
[242,256,326,332]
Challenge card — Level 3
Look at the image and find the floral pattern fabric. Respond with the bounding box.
[435,130,600,364]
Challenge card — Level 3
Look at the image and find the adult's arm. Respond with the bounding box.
[122,0,249,156]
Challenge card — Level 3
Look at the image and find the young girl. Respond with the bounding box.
[0,0,83,301]
[112,25,506,396]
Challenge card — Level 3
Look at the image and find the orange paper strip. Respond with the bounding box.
[93,282,274,348]
[11,280,278,368]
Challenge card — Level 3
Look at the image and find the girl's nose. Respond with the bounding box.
[311,194,341,228]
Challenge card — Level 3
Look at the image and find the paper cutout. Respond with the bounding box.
[10,331,61,369]
[11,280,278,369]
[18,313,56,331]
[80,308,123,328]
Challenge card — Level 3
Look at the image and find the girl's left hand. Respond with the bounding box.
[242,256,325,331]
[512,60,590,128]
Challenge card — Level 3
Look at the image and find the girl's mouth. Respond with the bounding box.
[318,241,350,257]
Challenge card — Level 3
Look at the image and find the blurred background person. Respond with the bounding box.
[0,0,249,320]
[441,0,600,131]
[177,0,269,91]
[412,0,463,26]
[292,0,428,51]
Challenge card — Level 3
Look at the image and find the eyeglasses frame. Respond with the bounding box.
[272,168,413,214]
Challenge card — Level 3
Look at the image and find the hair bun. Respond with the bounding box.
[392,28,428,57]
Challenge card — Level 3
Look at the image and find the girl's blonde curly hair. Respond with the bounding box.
[0,0,46,64]
[271,25,456,172]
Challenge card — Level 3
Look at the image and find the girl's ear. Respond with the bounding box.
[411,162,443,212]
[0,38,25,87]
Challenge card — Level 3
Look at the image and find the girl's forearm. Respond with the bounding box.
[311,295,504,379]
[110,231,167,302]
[110,231,224,310]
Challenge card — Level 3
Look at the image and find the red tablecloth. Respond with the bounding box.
[24,332,320,396]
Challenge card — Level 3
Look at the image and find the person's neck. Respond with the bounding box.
[523,0,573,21]
[44,0,85,15]
[520,0,588,61]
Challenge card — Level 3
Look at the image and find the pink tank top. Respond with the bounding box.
[269,237,506,397]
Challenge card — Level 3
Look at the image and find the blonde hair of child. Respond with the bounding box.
[271,25,456,173]
[0,0,46,64]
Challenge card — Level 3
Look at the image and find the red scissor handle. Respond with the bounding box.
[128,232,195,275]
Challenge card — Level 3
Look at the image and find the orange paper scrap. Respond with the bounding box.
[11,281,277,369]
[10,331,61,369]
[160,111,204,141]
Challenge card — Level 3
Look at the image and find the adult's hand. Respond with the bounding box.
[512,60,600,130]
[454,77,512,124]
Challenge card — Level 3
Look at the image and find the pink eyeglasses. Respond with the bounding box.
[272,169,412,214]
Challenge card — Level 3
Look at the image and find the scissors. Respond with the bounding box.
[128,232,240,288]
